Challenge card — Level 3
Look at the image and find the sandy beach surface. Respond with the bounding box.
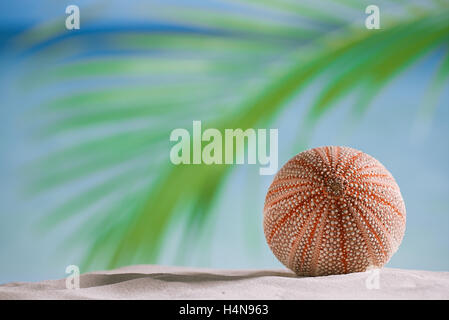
[0,265,448,299]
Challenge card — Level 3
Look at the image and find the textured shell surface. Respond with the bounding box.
[263,146,406,276]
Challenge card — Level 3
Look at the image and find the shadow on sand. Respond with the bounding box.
[79,270,300,288]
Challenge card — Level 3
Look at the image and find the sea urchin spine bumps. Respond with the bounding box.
[263,146,406,276]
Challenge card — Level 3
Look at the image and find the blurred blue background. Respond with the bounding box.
[0,0,448,283]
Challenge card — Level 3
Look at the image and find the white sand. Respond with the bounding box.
[0,265,448,299]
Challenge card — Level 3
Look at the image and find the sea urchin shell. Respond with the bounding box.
[263,146,406,276]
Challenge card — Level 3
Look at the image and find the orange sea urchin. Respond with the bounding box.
[263,146,406,276]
